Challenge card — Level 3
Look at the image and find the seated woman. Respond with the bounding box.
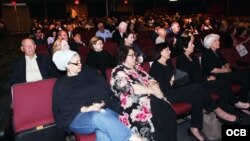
[52,50,142,141]
[110,46,177,141]
[149,43,239,141]
[121,31,147,62]
[176,35,240,121]
[52,38,70,54]
[85,36,116,77]
[201,33,250,115]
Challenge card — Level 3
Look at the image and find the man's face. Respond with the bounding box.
[59,31,68,41]
[21,39,36,57]
[173,23,180,34]
[35,29,43,38]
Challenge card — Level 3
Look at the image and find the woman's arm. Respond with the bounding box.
[80,101,105,112]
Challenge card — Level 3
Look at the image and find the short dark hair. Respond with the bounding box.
[154,42,169,61]
[178,36,192,52]
[117,45,135,64]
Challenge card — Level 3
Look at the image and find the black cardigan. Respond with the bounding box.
[52,65,117,130]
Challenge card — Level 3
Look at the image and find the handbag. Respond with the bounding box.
[202,110,222,140]
[173,69,190,88]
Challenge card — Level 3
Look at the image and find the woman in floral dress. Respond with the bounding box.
[110,46,177,141]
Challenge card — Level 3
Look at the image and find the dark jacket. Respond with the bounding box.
[112,30,124,45]
[10,54,57,86]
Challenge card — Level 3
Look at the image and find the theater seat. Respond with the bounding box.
[75,134,96,141]
[172,102,192,116]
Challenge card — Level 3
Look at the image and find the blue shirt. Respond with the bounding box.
[95,29,112,42]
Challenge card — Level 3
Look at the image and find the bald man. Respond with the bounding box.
[10,38,57,86]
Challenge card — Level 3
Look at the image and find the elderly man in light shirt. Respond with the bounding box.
[95,22,112,42]
[10,38,57,86]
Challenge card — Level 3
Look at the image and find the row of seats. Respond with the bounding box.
[12,48,245,141]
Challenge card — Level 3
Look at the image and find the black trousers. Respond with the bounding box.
[202,79,237,111]
[150,96,177,141]
[165,83,206,129]
[216,70,250,103]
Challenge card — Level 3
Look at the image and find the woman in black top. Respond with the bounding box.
[176,35,239,120]
[52,50,142,141]
[202,33,250,115]
[149,43,239,141]
[121,31,147,62]
[85,36,116,77]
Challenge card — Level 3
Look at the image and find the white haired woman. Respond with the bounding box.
[201,33,250,115]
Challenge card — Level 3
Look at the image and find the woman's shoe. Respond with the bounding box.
[188,129,204,141]
[218,115,242,125]
[235,106,250,116]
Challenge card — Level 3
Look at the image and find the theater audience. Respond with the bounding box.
[52,50,142,141]
[149,43,239,141]
[110,46,177,141]
[176,35,240,117]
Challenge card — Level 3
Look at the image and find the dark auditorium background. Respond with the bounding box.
[0,0,249,32]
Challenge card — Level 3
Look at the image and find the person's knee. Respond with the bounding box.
[92,112,111,124]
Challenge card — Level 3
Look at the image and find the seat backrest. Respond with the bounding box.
[78,46,90,63]
[11,78,57,133]
[140,61,151,73]
[105,68,113,86]
[103,42,118,57]
[219,48,238,68]
[36,44,50,56]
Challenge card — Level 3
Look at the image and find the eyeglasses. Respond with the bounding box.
[127,53,137,57]
[68,60,82,66]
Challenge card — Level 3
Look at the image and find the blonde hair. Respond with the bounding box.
[52,38,63,54]
[89,36,103,50]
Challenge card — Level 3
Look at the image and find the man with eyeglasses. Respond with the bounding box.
[33,27,46,46]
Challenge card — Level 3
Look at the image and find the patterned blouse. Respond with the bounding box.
[110,64,155,141]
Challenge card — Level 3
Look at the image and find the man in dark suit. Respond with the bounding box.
[10,38,58,86]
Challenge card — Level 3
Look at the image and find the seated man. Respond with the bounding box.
[95,22,112,42]
[33,27,46,46]
[10,38,58,86]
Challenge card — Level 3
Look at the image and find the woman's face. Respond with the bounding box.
[93,40,103,52]
[52,31,57,37]
[125,33,135,45]
[210,38,220,50]
[61,40,70,50]
[185,37,195,54]
[124,49,136,67]
[68,54,82,74]
[161,47,171,60]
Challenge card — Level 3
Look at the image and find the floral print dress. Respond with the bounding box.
[110,64,155,141]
